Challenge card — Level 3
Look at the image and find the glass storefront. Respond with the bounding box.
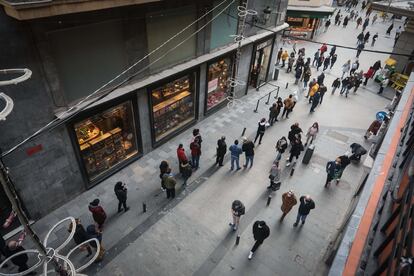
[74,101,138,181]
[151,74,196,142]
[249,38,274,88]
[206,57,232,111]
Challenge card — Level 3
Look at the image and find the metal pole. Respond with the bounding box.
[254,100,259,113]
[265,92,271,104]
[0,158,68,275]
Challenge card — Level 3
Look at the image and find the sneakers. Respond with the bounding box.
[248,251,253,260]
[286,162,291,167]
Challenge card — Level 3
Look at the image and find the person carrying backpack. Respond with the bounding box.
[229,200,245,231]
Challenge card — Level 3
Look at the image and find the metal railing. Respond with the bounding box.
[253,86,280,113]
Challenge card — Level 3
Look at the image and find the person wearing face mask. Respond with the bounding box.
[293,195,315,227]
[280,190,298,221]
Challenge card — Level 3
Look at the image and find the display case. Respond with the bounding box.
[150,74,196,142]
[206,57,232,111]
[73,101,138,182]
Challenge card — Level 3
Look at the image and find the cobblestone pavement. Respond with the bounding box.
[10,4,404,276]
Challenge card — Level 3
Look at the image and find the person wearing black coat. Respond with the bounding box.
[4,241,35,274]
[248,221,270,260]
[329,45,336,57]
[242,137,255,168]
[310,92,321,113]
[288,123,302,145]
[325,159,340,188]
[293,195,315,227]
[114,181,129,213]
[318,85,327,104]
[330,54,337,69]
[323,56,331,71]
[68,218,93,256]
[254,118,267,144]
[286,136,304,166]
[336,155,351,183]
[317,72,325,85]
[331,78,341,94]
[216,136,227,166]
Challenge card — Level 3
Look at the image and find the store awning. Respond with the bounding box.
[287,5,336,19]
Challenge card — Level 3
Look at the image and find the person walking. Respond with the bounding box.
[281,50,289,67]
[363,66,375,86]
[325,158,340,188]
[341,60,351,78]
[229,140,242,171]
[353,71,363,93]
[159,160,170,191]
[275,136,288,164]
[331,78,341,94]
[216,136,227,166]
[280,190,297,221]
[345,77,355,97]
[340,77,350,95]
[114,181,129,213]
[288,123,303,145]
[177,144,188,173]
[68,218,93,257]
[302,67,311,88]
[274,97,283,121]
[305,122,319,146]
[362,18,369,31]
[254,118,267,144]
[286,136,304,167]
[356,16,362,28]
[287,53,295,73]
[4,241,36,275]
[371,32,378,46]
[294,66,302,85]
[317,72,325,85]
[329,45,336,57]
[343,15,349,28]
[88,199,107,230]
[357,31,364,44]
[372,60,381,75]
[163,168,177,199]
[356,42,365,58]
[312,50,320,67]
[335,155,351,183]
[306,78,317,98]
[372,13,378,24]
[276,48,283,65]
[293,195,315,227]
[350,60,360,75]
[330,53,338,69]
[335,12,340,25]
[318,85,327,104]
[364,119,382,139]
[316,55,324,71]
[229,200,245,231]
[386,23,393,36]
[248,221,270,260]
[310,91,321,112]
[323,55,331,71]
[378,77,389,94]
[324,19,331,32]
[282,95,294,119]
[242,137,255,168]
[364,31,371,44]
[308,82,319,104]
[268,162,281,190]
[320,43,328,56]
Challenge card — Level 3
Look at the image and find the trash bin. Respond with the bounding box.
[273,68,279,81]
[302,144,315,164]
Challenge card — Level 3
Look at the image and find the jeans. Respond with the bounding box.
[303,81,308,88]
[244,155,254,167]
[231,156,240,170]
[251,239,264,252]
[192,155,200,169]
[295,212,308,224]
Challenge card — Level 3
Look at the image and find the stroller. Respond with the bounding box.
[349,143,367,162]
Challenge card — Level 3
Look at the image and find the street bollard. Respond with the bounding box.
[266,195,272,206]
[235,235,240,245]
[290,167,295,176]
[241,127,246,137]
[286,82,289,89]
[143,203,147,213]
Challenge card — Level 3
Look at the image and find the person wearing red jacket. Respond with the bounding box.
[177,144,188,173]
[88,199,107,230]
[363,66,375,86]
[320,43,328,55]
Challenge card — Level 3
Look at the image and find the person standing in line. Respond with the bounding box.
[276,48,283,65]
[68,218,93,257]
[356,42,365,58]
[318,85,327,104]
[341,60,351,78]
[4,241,36,275]
[335,155,351,184]
[302,67,311,88]
[323,55,331,71]
[274,97,284,122]
[216,136,227,166]
[293,195,315,227]
[180,160,192,187]
[363,66,375,86]
[248,221,270,260]
[364,119,382,139]
[325,158,340,188]
[281,50,289,67]
[242,137,255,168]
[378,78,389,94]
[350,59,360,75]
[88,199,107,231]
[229,200,245,231]
[159,160,170,191]
[280,190,297,221]
[331,78,341,94]
[163,168,177,199]
[286,53,295,73]
[312,50,320,67]
[254,118,267,144]
[386,23,393,36]
[190,137,201,170]
[294,66,302,85]
[86,223,105,262]
[177,143,188,173]
[281,95,294,119]
[229,140,242,171]
[310,91,321,113]
[286,136,304,167]
[114,181,129,213]
[305,122,319,146]
[371,32,378,46]
[275,136,288,164]
[330,53,338,69]
[268,103,278,125]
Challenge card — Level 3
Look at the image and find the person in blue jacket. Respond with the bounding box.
[229,140,243,171]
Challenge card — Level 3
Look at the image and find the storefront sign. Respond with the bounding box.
[256,39,272,51]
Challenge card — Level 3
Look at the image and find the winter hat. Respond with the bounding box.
[90,199,100,207]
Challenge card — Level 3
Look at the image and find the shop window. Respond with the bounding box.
[74,101,138,181]
[206,57,232,111]
[151,74,196,142]
[249,38,274,88]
